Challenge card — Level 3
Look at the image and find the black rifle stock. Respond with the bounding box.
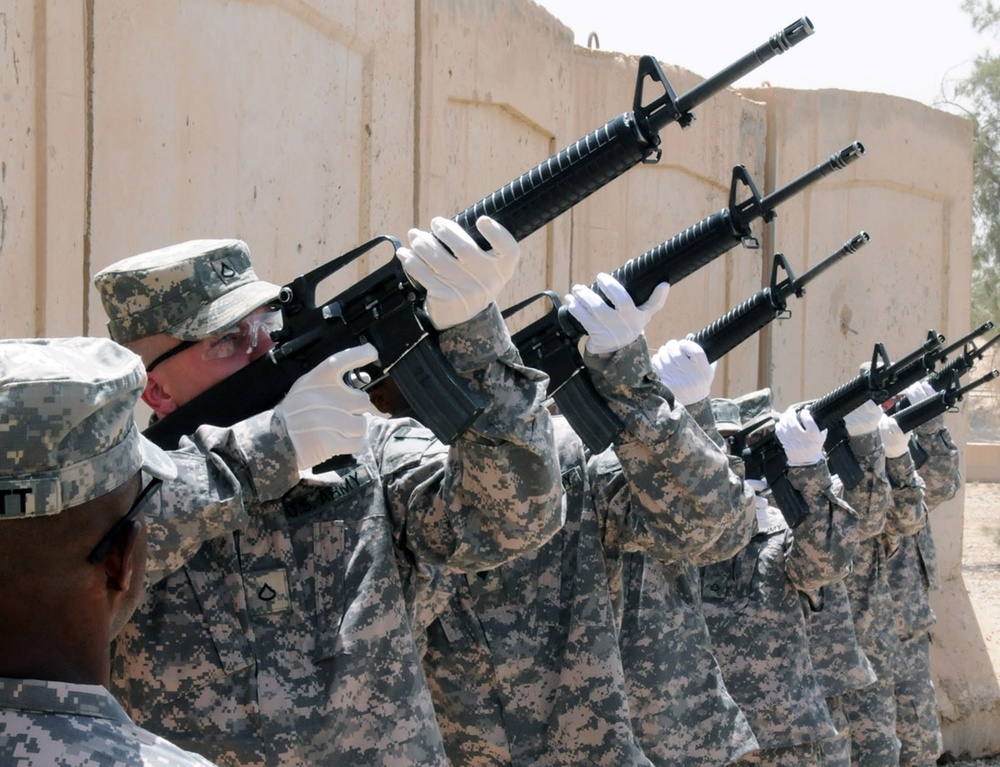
[144,19,816,451]
[509,143,865,453]
[691,231,870,361]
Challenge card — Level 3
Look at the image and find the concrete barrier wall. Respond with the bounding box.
[1,0,989,757]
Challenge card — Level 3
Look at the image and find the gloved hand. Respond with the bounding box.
[843,399,884,436]
[775,405,828,466]
[397,216,519,330]
[274,344,379,469]
[878,413,910,458]
[650,338,716,405]
[903,378,937,405]
[564,273,670,354]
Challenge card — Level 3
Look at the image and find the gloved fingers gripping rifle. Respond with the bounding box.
[508,144,865,453]
[143,17,816,451]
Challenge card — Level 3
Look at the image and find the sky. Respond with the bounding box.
[533,0,992,110]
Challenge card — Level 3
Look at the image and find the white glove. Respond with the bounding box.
[650,338,716,405]
[879,413,910,458]
[564,273,670,354]
[274,344,379,469]
[843,399,884,436]
[396,216,519,330]
[775,406,828,466]
[904,378,937,405]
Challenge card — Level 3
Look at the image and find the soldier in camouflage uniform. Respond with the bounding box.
[92,217,563,767]
[0,337,217,767]
[700,389,860,767]
[880,378,962,767]
[414,274,753,766]
[836,397,901,767]
[606,339,758,767]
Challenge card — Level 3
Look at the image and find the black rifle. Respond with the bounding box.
[144,18,816,451]
[507,142,865,453]
[691,232,870,362]
[889,322,998,413]
[894,368,999,436]
[739,331,946,528]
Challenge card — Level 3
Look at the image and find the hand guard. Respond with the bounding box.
[564,272,670,355]
[650,338,716,406]
[274,344,378,469]
[843,399,884,437]
[878,413,911,458]
[398,216,520,330]
[775,405,828,466]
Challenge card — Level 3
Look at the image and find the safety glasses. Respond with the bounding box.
[145,308,282,372]
[87,476,163,564]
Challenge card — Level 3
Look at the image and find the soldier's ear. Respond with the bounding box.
[103,519,142,593]
[142,374,178,417]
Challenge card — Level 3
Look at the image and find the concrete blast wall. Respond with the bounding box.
[0,0,990,757]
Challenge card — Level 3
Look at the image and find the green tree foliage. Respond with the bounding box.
[960,0,1000,327]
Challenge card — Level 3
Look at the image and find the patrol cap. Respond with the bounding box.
[734,387,775,424]
[710,397,742,433]
[93,239,280,344]
[0,337,177,519]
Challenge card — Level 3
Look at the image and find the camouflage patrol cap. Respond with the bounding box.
[734,387,775,424]
[0,337,177,518]
[93,239,280,344]
[710,397,742,433]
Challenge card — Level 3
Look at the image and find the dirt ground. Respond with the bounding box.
[944,481,1000,766]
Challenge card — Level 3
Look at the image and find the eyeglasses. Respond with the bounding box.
[145,308,282,372]
[87,476,163,564]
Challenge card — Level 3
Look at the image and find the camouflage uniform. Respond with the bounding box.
[838,428,901,767]
[109,303,563,767]
[884,416,961,767]
[702,391,859,767]
[0,337,205,767]
[0,679,217,767]
[610,395,757,767]
[417,336,751,766]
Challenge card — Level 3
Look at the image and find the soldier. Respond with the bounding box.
[880,378,962,767]
[0,337,217,767]
[414,273,752,766]
[92,217,563,767]
[610,338,759,767]
[700,389,858,766]
[836,397,901,767]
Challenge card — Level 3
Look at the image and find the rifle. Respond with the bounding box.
[507,142,865,453]
[894,368,999,436]
[691,231,870,362]
[888,322,998,413]
[739,331,946,528]
[144,18,816,451]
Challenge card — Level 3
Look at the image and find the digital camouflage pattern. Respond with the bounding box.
[700,458,853,755]
[93,239,280,343]
[110,304,563,767]
[734,741,824,766]
[618,555,758,767]
[839,428,901,767]
[0,678,217,767]
[0,337,175,518]
[420,415,646,767]
[417,335,752,767]
[884,418,961,767]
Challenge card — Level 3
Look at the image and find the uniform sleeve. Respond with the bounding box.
[581,336,752,564]
[143,409,301,584]
[912,418,962,510]
[839,428,893,541]
[783,461,860,592]
[380,303,563,571]
[883,450,928,539]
